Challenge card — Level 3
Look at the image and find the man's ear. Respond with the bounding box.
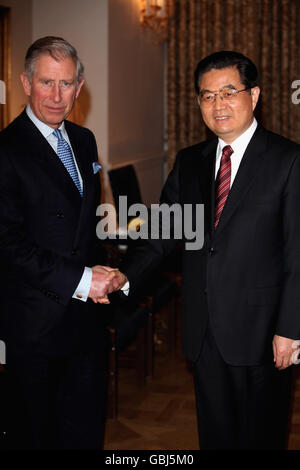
[251,86,260,111]
[75,79,85,99]
[20,72,31,97]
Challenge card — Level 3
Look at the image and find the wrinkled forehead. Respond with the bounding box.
[30,51,77,79]
[35,51,76,67]
[199,66,243,91]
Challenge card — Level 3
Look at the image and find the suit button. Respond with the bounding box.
[204,288,207,294]
[209,247,215,255]
[56,213,65,219]
[71,249,78,256]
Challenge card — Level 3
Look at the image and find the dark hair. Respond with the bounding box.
[194,51,258,95]
[25,36,84,85]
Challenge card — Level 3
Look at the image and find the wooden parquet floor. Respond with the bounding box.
[103,324,300,451]
[104,347,198,450]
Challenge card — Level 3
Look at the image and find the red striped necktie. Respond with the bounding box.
[214,145,233,229]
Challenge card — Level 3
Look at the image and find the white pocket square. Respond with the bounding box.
[92,162,102,174]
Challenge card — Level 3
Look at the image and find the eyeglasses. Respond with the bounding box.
[198,87,250,105]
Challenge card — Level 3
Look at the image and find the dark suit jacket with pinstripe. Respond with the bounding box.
[0,110,104,357]
[122,125,300,366]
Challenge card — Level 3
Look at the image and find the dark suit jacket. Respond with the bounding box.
[0,110,104,357]
[122,125,300,366]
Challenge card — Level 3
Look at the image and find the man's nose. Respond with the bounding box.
[51,84,62,102]
[214,93,226,109]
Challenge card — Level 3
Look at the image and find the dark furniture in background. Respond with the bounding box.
[105,164,180,419]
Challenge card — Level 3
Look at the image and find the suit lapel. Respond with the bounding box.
[15,112,99,251]
[20,112,82,208]
[199,138,218,234]
[65,120,100,248]
[214,125,267,237]
[65,121,91,199]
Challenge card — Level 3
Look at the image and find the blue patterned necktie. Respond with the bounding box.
[53,129,82,196]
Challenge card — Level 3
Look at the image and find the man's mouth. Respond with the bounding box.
[45,106,65,112]
[215,116,230,121]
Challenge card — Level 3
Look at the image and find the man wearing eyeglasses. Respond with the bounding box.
[186,53,298,449]
[104,51,300,449]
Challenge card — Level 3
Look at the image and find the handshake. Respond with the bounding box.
[88,265,128,304]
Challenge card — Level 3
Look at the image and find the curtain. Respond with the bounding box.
[167,0,300,168]
[0,7,10,130]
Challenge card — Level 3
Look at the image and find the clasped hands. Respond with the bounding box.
[88,265,128,304]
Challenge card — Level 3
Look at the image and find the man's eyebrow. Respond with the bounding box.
[199,84,238,93]
[38,78,75,83]
[59,79,75,83]
[221,84,237,90]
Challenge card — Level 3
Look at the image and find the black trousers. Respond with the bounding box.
[5,347,108,450]
[193,323,292,450]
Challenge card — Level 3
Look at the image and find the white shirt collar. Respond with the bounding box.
[26,104,65,138]
[218,118,258,156]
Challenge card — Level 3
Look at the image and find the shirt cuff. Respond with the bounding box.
[121,281,130,296]
[72,267,92,302]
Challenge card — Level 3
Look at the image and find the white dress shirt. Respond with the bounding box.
[215,118,258,185]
